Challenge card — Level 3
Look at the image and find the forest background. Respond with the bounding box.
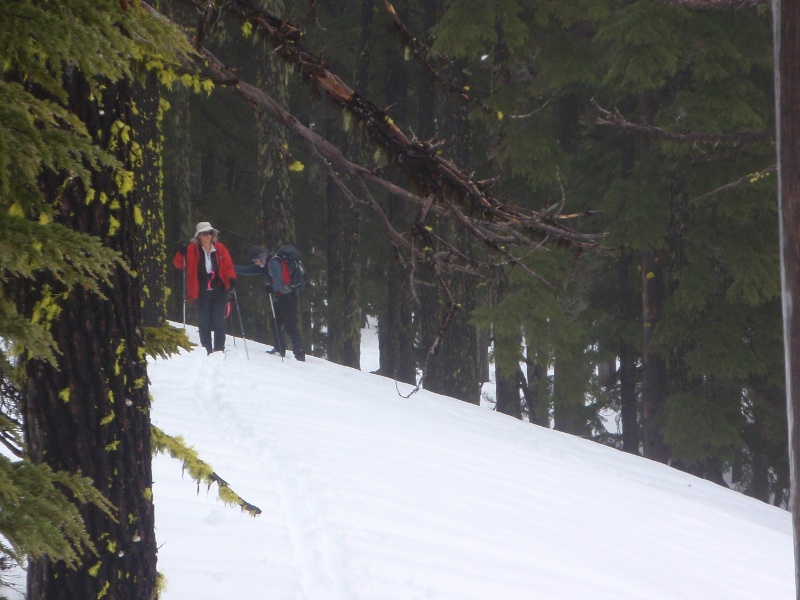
[160,0,781,501]
[0,0,788,598]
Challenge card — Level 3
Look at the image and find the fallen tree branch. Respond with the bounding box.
[174,0,600,251]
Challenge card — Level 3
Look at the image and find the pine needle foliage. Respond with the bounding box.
[0,0,195,581]
[143,324,194,360]
[0,0,193,366]
[0,454,115,567]
[151,426,262,517]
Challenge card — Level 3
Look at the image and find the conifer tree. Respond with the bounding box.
[1,1,191,596]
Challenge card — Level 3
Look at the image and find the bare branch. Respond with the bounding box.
[592,99,773,147]
[690,164,777,202]
[665,0,769,10]
[381,0,551,122]
[184,0,600,249]
[382,0,497,117]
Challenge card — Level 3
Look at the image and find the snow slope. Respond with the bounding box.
[145,326,794,600]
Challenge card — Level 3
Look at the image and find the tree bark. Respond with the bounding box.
[378,22,416,384]
[25,69,157,600]
[773,0,800,593]
[258,58,295,248]
[641,249,670,463]
[493,269,522,419]
[619,249,640,454]
[257,51,297,349]
[132,72,168,327]
[325,0,374,369]
[163,80,195,323]
[324,120,363,369]
[422,53,481,405]
[552,342,590,436]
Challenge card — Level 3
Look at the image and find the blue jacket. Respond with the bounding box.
[234,256,293,296]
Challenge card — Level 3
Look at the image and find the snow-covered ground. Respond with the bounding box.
[3,323,795,599]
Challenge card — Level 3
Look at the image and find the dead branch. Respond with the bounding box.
[381,0,551,122]
[665,0,769,9]
[142,0,600,393]
[382,0,496,116]
[690,163,777,202]
[180,0,600,250]
[592,99,773,147]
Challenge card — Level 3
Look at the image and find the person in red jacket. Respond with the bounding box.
[173,221,237,354]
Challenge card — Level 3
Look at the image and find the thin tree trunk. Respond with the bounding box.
[495,365,521,418]
[324,142,361,370]
[378,5,417,384]
[257,51,297,349]
[773,0,800,592]
[258,60,294,247]
[25,69,157,600]
[552,343,589,436]
[641,249,670,462]
[325,0,372,368]
[523,351,547,426]
[163,80,195,322]
[493,269,522,418]
[619,249,640,454]
[423,54,480,404]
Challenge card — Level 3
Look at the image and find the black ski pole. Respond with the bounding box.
[227,302,236,348]
[232,289,249,360]
[268,292,284,361]
[182,254,187,329]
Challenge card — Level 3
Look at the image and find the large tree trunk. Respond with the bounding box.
[24,69,157,600]
[773,0,800,593]
[132,72,168,327]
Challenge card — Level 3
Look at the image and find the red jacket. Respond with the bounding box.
[173,241,236,303]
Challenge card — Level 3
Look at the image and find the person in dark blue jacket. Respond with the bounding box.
[235,245,305,361]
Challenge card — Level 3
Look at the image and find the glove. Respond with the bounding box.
[177,244,188,256]
[229,278,237,290]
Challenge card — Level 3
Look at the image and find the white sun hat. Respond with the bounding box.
[194,221,218,239]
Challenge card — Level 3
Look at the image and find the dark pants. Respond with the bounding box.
[272,292,304,359]
[197,287,228,353]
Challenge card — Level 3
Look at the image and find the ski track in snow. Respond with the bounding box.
[148,326,794,600]
[4,323,793,600]
[155,341,357,599]
[205,350,354,599]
